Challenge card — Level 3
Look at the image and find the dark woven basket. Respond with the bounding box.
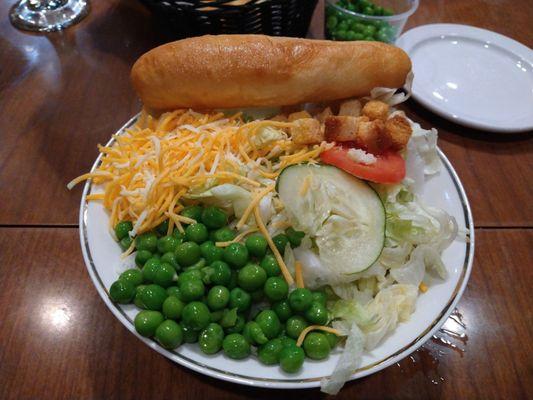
[139,0,318,39]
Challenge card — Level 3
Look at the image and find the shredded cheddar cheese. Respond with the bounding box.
[215,228,258,247]
[253,206,294,285]
[419,282,428,293]
[296,325,343,347]
[295,261,305,288]
[68,109,327,235]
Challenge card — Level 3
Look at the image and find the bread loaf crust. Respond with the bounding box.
[131,35,411,110]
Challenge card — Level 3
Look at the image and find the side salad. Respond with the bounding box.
[70,86,458,394]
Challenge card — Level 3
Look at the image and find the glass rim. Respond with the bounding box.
[325,0,419,22]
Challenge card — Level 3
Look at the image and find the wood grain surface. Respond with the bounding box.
[0,228,531,399]
[0,0,532,398]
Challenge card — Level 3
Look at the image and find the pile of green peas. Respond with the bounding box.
[109,204,339,373]
[326,0,396,43]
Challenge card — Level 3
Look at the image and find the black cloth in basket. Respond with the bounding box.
[139,0,318,38]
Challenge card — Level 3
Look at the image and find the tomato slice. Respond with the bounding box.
[320,146,405,184]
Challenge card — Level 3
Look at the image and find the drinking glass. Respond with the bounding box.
[10,0,90,33]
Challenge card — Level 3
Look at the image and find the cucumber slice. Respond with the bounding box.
[276,164,385,274]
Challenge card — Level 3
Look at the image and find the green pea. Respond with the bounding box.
[303,332,331,360]
[223,333,250,359]
[184,223,209,244]
[210,309,224,322]
[181,323,199,343]
[109,280,135,303]
[134,285,147,308]
[383,7,394,16]
[162,296,184,320]
[161,252,180,270]
[258,338,284,365]
[199,323,224,354]
[364,25,377,36]
[187,257,206,270]
[272,234,289,254]
[353,32,365,40]
[175,241,201,266]
[223,243,249,268]
[210,261,232,286]
[119,236,133,251]
[207,286,230,311]
[245,234,268,258]
[324,331,339,349]
[178,268,203,284]
[155,219,169,236]
[119,269,144,287]
[135,250,152,267]
[182,301,211,331]
[166,286,183,300]
[220,308,238,328]
[346,31,357,41]
[286,316,308,339]
[255,310,281,339]
[115,221,133,240]
[140,284,168,311]
[201,206,227,229]
[157,235,180,254]
[237,263,267,292]
[312,291,327,305]
[153,262,176,288]
[134,310,164,337]
[337,20,348,31]
[229,288,251,313]
[243,321,268,345]
[363,6,374,15]
[285,228,305,248]
[200,241,224,264]
[280,336,297,348]
[155,320,183,349]
[376,30,391,43]
[225,314,245,334]
[289,288,313,312]
[260,254,280,277]
[135,232,158,252]
[364,35,375,41]
[212,227,236,243]
[264,277,289,302]
[172,230,185,241]
[179,278,205,302]
[272,300,293,322]
[180,205,203,222]
[279,345,305,373]
[305,301,329,325]
[142,258,160,283]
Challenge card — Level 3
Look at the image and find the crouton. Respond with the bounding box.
[288,110,312,122]
[355,119,386,154]
[324,116,369,142]
[384,116,412,150]
[338,99,362,117]
[315,107,333,123]
[362,100,390,121]
[290,118,324,145]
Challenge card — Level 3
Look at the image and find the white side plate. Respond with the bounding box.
[79,115,475,389]
[397,24,533,133]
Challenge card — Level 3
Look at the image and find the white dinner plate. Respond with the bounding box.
[79,115,475,389]
[397,24,533,133]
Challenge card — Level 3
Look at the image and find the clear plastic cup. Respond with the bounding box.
[325,0,418,43]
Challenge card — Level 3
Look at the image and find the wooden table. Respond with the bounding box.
[1,1,532,398]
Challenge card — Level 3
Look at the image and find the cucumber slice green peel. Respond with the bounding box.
[276,163,385,275]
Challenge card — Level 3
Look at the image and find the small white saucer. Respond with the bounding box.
[397,24,533,133]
